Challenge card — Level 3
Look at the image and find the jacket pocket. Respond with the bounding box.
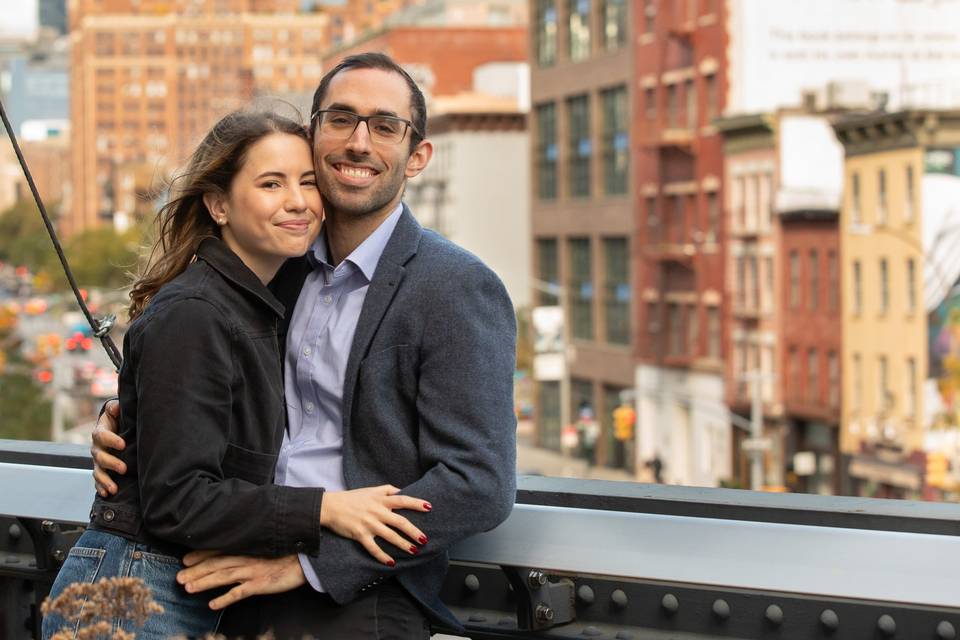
[221,443,277,485]
[358,345,415,392]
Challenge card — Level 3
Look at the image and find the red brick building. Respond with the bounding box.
[323,27,528,99]
[634,0,732,487]
[780,211,842,493]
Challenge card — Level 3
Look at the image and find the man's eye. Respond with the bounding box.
[374,120,402,134]
[329,116,354,125]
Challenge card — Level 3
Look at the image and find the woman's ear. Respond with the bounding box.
[202,192,228,226]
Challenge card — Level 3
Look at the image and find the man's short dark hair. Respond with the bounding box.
[310,52,427,151]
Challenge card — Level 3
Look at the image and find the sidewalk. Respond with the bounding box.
[515,420,639,483]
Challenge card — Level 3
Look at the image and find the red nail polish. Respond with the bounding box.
[409,545,418,554]
[423,502,432,511]
[418,535,428,545]
[387,559,396,567]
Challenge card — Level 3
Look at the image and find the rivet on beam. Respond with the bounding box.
[820,609,839,632]
[937,621,957,640]
[611,589,628,609]
[463,574,480,592]
[877,614,896,636]
[8,523,21,539]
[576,584,595,604]
[582,625,602,637]
[765,604,783,626]
[712,599,730,621]
[660,593,679,615]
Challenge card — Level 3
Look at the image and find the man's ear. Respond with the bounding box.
[405,139,433,179]
[202,192,228,226]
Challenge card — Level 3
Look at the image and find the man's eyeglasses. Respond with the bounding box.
[312,109,420,145]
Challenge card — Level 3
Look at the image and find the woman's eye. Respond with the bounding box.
[302,180,318,188]
[261,181,281,189]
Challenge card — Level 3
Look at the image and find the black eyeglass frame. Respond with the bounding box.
[311,108,422,144]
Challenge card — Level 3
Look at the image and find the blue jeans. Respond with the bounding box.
[41,528,221,640]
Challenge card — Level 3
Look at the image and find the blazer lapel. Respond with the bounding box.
[341,206,423,438]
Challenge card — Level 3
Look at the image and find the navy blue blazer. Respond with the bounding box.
[269,205,517,628]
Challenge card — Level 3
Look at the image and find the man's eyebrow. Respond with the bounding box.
[325,103,402,118]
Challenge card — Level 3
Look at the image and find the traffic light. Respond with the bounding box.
[926,452,949,489]
[613,404,635,441]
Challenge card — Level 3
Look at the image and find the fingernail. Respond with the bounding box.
[418,535,428,545]
[423,502,432,511]
[409,545,418,554]
[387,560,396,567]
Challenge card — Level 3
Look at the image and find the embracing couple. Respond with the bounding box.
[42,52,517,640]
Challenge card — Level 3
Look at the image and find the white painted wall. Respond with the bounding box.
[636,364,731,487]
[727,0,960,114]
[776,114,844,212]
[406,127,531,308]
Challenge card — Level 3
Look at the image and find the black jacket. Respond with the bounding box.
[89,238,322,557]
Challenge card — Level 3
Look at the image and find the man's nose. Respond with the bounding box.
[345,120,372,154]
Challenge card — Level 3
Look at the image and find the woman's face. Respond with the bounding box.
[216,132,322,280]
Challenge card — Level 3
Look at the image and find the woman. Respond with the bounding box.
[42,111,429,639]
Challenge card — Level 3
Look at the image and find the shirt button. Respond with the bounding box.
[303,346,312,356]
[295,541,307,552]
[304,401,315,414]
[322,294,333,304]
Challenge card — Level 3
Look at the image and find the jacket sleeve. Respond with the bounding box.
[306,262,517,602]
[133,298,322,556]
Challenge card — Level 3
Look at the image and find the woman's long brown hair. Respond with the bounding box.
[128,111,310,320]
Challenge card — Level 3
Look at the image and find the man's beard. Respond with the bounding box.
[318,161,405,219]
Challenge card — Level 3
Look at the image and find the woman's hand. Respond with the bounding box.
[320,485,431,566]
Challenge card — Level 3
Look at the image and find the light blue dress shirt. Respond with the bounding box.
[276,203,403,591]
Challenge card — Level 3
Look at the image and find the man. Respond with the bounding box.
[91,52,517,639]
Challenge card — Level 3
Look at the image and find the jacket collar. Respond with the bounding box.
[195,237,285,317]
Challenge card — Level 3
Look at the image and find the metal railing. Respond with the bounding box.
[1,439,959,639]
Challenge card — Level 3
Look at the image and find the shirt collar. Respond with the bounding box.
[308,202,404,282]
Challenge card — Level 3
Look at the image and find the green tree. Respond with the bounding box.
[0,360,52,440]
[0,199,54,273]
[44,226,144,292]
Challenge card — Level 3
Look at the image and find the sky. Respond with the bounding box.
[1,0,38,39]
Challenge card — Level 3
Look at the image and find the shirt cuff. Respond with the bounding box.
[298,553,326,592]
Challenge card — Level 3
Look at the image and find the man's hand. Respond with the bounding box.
[91,399,127,496]
[177,551,306,610]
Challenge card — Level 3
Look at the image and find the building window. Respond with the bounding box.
[704,74,718,123]
[535,102,558,200]
[668,303,683,356]
[535,0,558,65]
[666,83,678,128]
[538,380,561,450]
[603,237,630,345]
[763,255,774,312]
[707,305,720,359]
[906,356,917,417]
[536,238,559,305]
[706,191,719,243]
[878,355,889,411]
[853,260,862,315]
[877,168,887,225]
[735,256,746,310]
[646,196,660,243]
[601,86,628,195]
[686,304,699,356]
[905,164,915,222]
[748,255,759,311]
[789,250,800,309]
[809,249,819,311]
[851,172,861,224]
[789,347,800,398]
[685,79,697,129]
[828,250,839,312]
[807,348,819,404]
[566,95,592,197]
[828,351,839,408]
[644,0,656,33]
[601,0,627,50]
[568,0,591,62]
[902,257,916,315]
[852,353,862,411]
[644,87,656,122]
[879,258,889,314]
[569,237,594,340]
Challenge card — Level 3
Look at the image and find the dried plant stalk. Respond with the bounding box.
[41,576,163,639]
